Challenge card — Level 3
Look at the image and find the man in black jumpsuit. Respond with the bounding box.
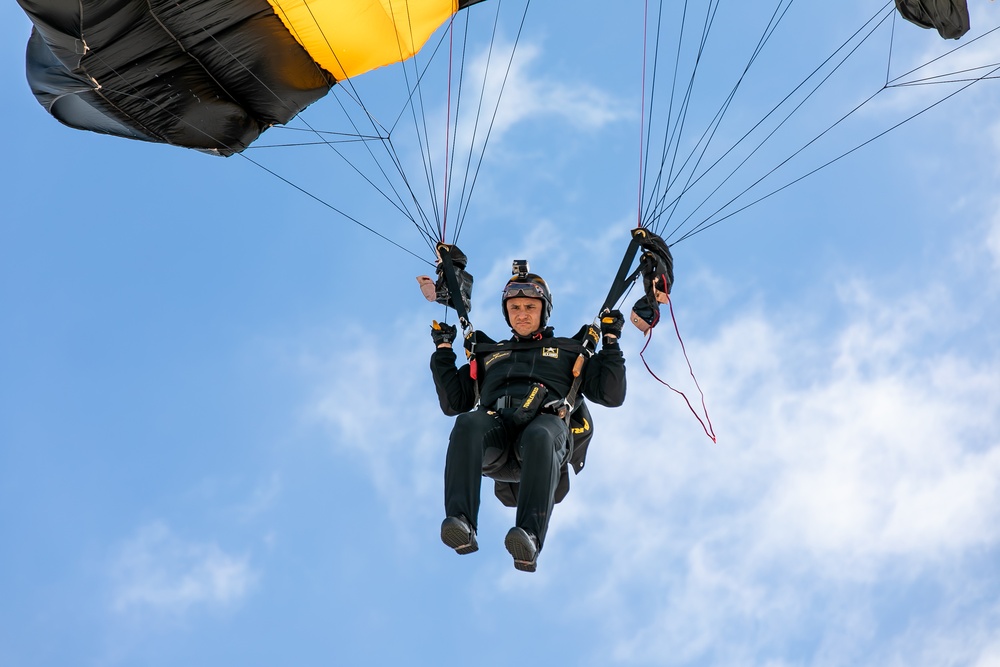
[429,272,626,572]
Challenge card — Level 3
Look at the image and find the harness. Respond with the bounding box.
[433,235,669,420]
[468,330,597,420]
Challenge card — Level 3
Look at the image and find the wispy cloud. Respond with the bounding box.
[863,7,1000,126]
[988,205,1000,274]
[554,264,1000,664]
[482,41,632,135]
[442,38,631,162]
[110,522,257,615]
[458,40,635,146]
[233,473,282,523]
[302,323,448,530]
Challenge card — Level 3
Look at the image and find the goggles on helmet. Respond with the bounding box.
[502,280,547,301]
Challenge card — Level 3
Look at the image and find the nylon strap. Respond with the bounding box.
[436,242,471,328]
[474,337,586,356]
[601,236,643,313]
[558,325,600,422]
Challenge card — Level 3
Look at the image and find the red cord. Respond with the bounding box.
[442,19,454,242]
[639,294,717,443]
[638,0,650,226]
[635,11,712,439]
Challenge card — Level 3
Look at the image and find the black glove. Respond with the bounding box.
[600,309,625,340]
[630,297,659,333]
[431,320,457,346]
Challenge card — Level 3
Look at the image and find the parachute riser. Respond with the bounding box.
[601,227,714,441]
[597,227,675,333]
[434,241,475,331]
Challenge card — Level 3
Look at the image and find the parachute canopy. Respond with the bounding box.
[895,0,971,39]
[17,0,485,156]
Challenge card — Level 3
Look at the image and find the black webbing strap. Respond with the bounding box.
[554,324,600,422]
[566,228,660,419]
[474,337,586,356]
[560,325,600,424]
[600,234,643,313]
[436,242,471,328]
[600,227,676,316]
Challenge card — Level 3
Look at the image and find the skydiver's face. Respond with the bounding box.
[506,297,543,337]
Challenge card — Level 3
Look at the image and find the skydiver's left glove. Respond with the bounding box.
[431,320,458,347]
[600,309,625,345]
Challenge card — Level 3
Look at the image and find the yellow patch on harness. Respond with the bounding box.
[484,351,512,368]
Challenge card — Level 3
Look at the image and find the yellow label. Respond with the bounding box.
[484,351,512,368]
[522,386,540,408]
[542,347,559,359]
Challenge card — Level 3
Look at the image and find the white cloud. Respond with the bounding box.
[973,636,1000,667]
[553,267,1000,664]
[110,522,256,615]
[861,2,1000,117]
[988,206,1000,272]
[430,38,631,167]
[232,473,282,523]
[462,40,631,140]
[303,322,448,530]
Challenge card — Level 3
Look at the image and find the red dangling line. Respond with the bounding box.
[634,10,710,440]
[639,294,717,443]
[441,19,455,243]
[637,0,650,228]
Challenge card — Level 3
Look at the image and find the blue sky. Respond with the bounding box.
[2,1,1000,666]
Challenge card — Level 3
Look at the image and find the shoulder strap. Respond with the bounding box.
[474,336,585,356]
[557,324,600,420]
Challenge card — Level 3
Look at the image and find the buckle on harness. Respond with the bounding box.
[494,396,516,410]
[545,397,572,420]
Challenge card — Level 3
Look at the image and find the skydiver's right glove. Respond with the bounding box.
[431,320,457,347]
[600,309,625,344]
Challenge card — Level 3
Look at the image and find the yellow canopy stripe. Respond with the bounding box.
[267,0,461,81]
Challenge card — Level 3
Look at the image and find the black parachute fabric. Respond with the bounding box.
[18,0,487,156]
[895,0,971,39]
[18,0,334,155]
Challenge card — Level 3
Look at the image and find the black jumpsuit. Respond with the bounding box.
[430,327,626,548]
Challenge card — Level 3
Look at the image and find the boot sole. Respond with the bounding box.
[504,528,538,572]
[441,520,478,555]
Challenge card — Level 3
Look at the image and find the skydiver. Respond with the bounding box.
[425,269,627,572]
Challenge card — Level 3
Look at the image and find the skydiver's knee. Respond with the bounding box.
[518,416,567,458]
[454,409,489,430]
[524,415,567,441]
[451,410,499,444]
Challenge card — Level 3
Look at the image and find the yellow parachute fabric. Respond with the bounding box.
[271,0,461,80]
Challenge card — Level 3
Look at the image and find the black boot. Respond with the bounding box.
[504,526,538,572]
[441,515,478,555]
